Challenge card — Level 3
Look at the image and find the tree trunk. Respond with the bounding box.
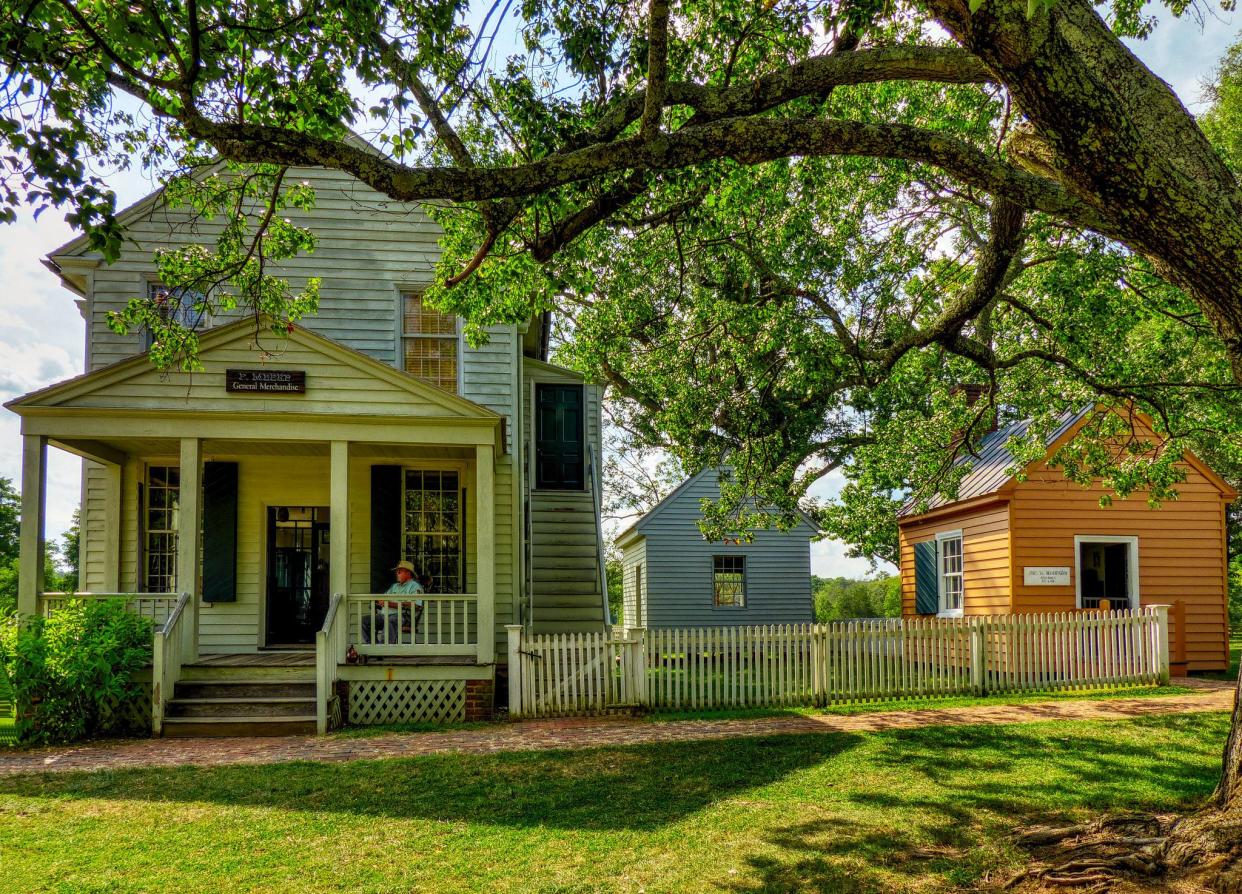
[918,5,1242,889]
[931,0,1242,377]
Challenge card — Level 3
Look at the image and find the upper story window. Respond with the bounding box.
[402,291,458,393]
[144,283,208,349]
[936,530,964,616]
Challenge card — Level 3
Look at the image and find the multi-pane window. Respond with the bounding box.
[937,532,964,614]
[712,555,746,607]
[144,466,180,593]
[144,283,208,348]
[403,469,463,593]
[401,292,458,393]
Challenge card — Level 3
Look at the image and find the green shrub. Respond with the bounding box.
[0,599,152,744]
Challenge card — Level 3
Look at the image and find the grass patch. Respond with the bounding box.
[646,683,1197,723]
[0,711,1229,893]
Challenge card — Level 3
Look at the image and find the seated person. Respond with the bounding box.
[361,560,425,644]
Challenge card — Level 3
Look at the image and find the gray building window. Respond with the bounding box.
[712,555,745,607]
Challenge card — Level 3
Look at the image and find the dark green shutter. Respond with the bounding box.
[370,465,403,593]
[914,540,939,615]
[202,462,238,602]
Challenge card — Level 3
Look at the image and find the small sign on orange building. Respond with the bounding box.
[1023,566,1071,586]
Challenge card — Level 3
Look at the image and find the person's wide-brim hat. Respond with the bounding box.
[392,560,417,574]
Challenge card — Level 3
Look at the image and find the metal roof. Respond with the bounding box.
[897,409,1087,518]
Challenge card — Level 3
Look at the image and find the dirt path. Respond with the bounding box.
[0,680,1232,777]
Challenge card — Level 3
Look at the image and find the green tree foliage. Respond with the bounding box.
[606,554,624,624]
[0,599,152,744]
[1,0,1238,560]
[813,576,901,622]
[56,508,80,595]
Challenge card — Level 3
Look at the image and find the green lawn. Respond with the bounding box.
[0,712,1230,893]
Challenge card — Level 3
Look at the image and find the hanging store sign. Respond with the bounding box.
[225,368,306,394]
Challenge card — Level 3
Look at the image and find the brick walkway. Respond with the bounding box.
[0,680,1232,777]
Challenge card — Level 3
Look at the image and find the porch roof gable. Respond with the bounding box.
[7,319,502,421]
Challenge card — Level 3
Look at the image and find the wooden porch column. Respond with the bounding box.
[476,443,495,665]
[102,462,122,591]
[329,440,350,605]
[17,435,47,619]
[177,438,202,662]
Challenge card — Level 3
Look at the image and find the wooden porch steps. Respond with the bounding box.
[161,676,317,738]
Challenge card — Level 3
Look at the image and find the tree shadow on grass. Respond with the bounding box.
[0,732,865,832]
[717,715,1228,894]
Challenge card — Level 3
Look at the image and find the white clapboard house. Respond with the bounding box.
[8,162,608,735]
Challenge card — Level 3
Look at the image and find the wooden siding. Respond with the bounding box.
[1009,460,1229,671]
[637,471,815,627]
[63,166,445,371]
[80,460,110,591]
[899,502,1012,617]
[53,327,473,417]
[620,537,648,627]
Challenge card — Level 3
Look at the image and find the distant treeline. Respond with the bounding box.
[813,575,901,622]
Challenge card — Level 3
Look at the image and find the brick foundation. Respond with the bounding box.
[464,678,494,721]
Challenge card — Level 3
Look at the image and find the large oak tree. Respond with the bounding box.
[3,0,1242,885]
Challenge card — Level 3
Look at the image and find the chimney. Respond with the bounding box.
[950,384,999,445]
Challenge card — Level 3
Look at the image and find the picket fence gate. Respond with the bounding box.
[505,606,1171,719]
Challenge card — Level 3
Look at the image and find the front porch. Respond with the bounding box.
[11,321,511,735]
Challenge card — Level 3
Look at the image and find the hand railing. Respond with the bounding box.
[586,441,610,625]
[315,593,345,734]
[347,593,479,656]
[151,592,191,736]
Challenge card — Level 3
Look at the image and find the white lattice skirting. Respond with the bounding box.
[348,680,466,725]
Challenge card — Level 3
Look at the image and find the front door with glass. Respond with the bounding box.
[265,506,330,646]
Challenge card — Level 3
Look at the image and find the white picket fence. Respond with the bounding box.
[505,607,1171,719]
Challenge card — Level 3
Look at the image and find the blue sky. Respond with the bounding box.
[0,9,1234,576]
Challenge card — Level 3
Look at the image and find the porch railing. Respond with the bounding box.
[347,593,479,657]
[39,592,179,632]
[151,592,191,736]
[316,593,346,734]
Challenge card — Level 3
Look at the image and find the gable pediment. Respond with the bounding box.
[8,320,498,420]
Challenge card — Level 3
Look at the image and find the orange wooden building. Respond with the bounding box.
[898,409,1237,673]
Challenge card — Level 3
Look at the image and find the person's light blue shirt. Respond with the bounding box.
[385,577,425,608]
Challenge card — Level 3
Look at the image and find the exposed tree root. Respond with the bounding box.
[1000,806,1242,894]
[1001,814,1173,893]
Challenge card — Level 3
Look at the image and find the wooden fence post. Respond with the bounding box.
[630,627,648,709]
[811,624,825,706]
[506,624,524,719]
[969,620,986,695]
[1150,605,1171,685]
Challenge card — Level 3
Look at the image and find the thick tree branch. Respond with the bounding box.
[641,0,671,138]
[180,111,1101,234]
